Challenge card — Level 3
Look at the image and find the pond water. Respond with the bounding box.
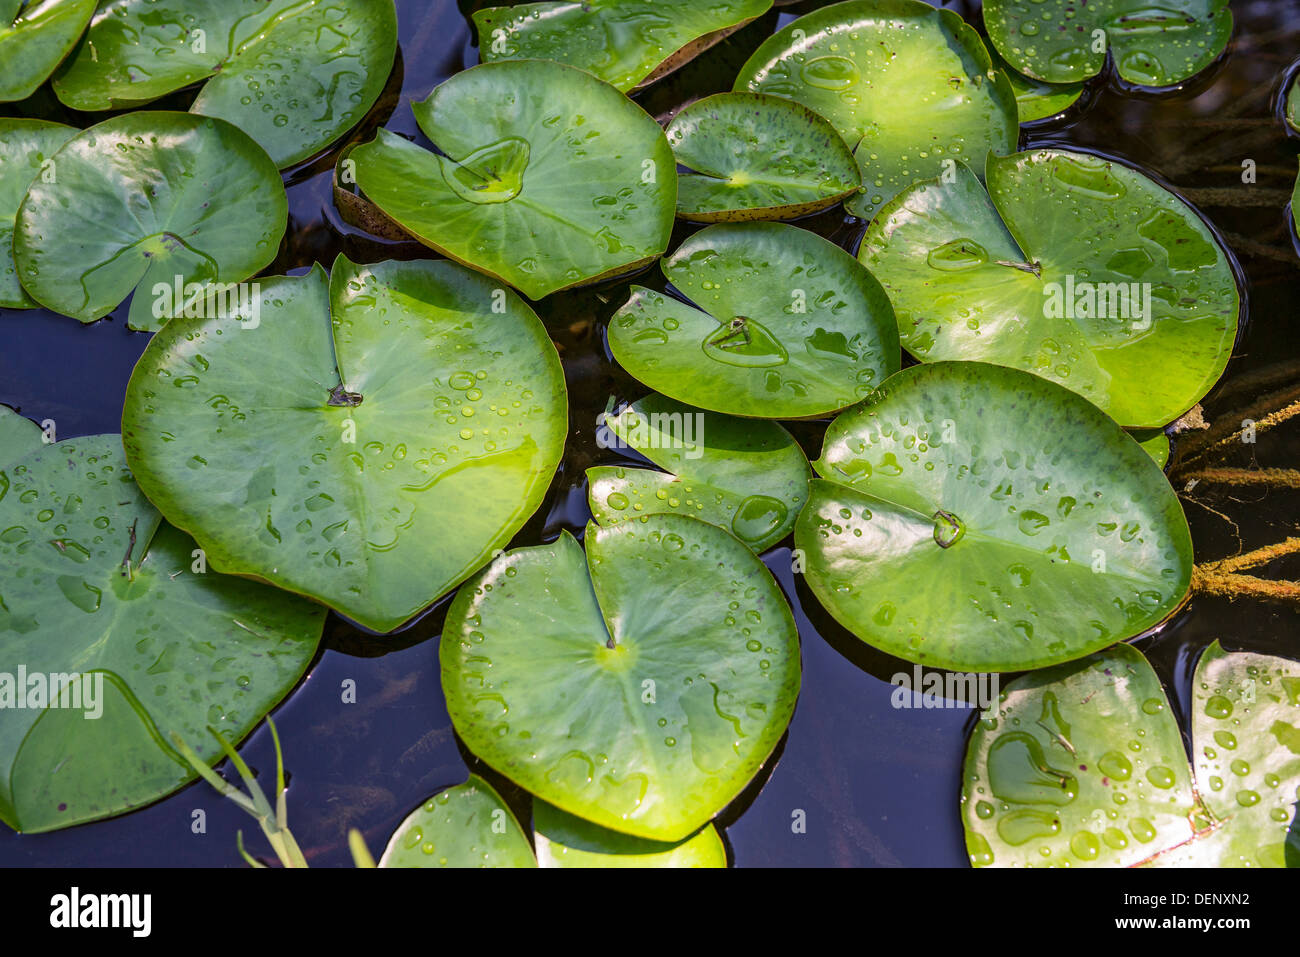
[2,0,1299,867]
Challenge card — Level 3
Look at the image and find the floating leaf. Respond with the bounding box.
[734,0,1017,219]
[608,222,899,418]
[350,60,675,300]
[52,0,398,168]
[441,516,800,841]
[962,642,1300,867]
[992,49,1084,123]
[0,435,324,833]
[14,111,287,332]
[1130,428,1171,469]
[961,644,1197,867]
[0,118,74,308]
[984,0,1233,88]
[473,0,772,93]
[587,394,810,553]
[0,0,95,102]
[534,800,727,867]
[795,362,1192,673]
[861,150,1239,428]
[0,406,43,464]
[122,256,567,633]
[667,92,861,222]
[379,775,536,868]
[1288,73,1300,133]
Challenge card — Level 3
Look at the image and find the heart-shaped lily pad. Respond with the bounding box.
[795,361,1192,673]
[350,59,675,301]
[962,642,1300,867]
[607,222,900,418]
[440,515,800,842]
[733,0,1018,220]
[993,50,1084,123]
[122,256,568,633]
[52,0,398,168]
[473,0,772,93]
[984,0,1233,88]
[860,150,1240,428]
[0,435,324,833]
[14,111,287,332]
[0,0,94,102]
[587,394,810,553]
[0,118,74,308]
[534,800,727,867]
[666,92,862,222]
[379,775,537,867]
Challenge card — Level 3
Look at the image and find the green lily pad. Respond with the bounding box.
[984,0,1233,88]
[962,642,1300,867]
[961,644,1197,868]
[0,406,43,459]
[0,118,75,308]
[1287,73,1300,134]
[378,775,537,867]
[587,394,810,553]
[440,516,800,842]
[350,60,675,301]
[860,150,1240,429]
[121,256,568,633]
[795,361,1193,673]
[52,0,398,168]
[13,111,287,332]
[733,0,1018,220]
[473,0,772,93]
[607,222,900,418]
[0,0,94,102]
[1129,428,1171,468]
[0,435,324,833]
[1182,641,1300,867]
[993,50,1084,123]
[534,800,727,867]
[666,92,861,222]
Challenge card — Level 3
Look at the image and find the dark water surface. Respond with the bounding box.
[3,0,1300,867]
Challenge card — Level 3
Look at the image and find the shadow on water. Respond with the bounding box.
[4,0,1300,866]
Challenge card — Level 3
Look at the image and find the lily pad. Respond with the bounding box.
[795,361,1193,673]
[14,111,287,332]
[587,394,810,553]
[0,406,43,461]
[607,222,900,418]
[0,118,75,308]
[860,149,1240,429]
[0,0,94,102]
[350,59,675,301]
[473,0,772,93]
[378,775,536,867]
[0,435,324,833]
[1287,73,1300,134]
[733,0,1018,220]
[961,642,1300,867]
[534,800,727,867]
[984,0,1233,88]
[1130,428,1171,468]
[52,0,398,168]
[440,515,800,842]
[993,50,1084,123]
[666,92,862,222]
[121,256,568,633]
